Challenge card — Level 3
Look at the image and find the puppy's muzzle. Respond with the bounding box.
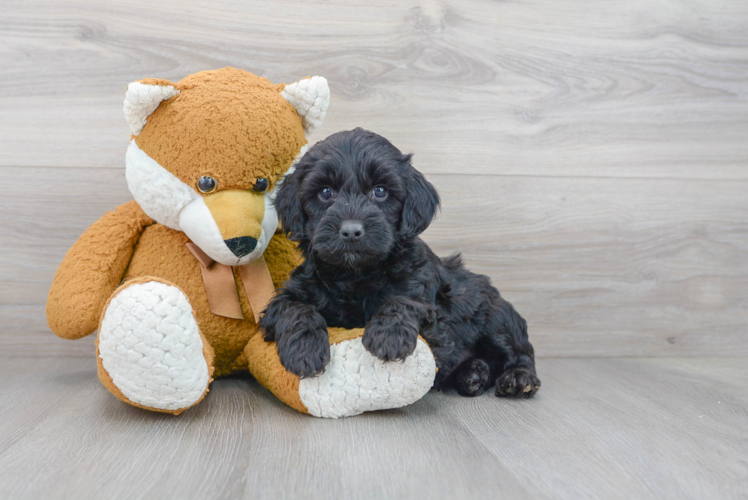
[340,220,365,243]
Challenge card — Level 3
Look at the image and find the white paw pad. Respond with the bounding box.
[298,338,436,418]
[99,281,210,411]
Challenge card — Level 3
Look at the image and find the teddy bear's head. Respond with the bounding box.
[123,67,329,266]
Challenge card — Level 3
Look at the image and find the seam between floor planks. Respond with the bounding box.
[4,164,748,183]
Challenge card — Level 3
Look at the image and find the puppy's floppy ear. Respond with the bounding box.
[274,169,307,241]
[400,156,440,239]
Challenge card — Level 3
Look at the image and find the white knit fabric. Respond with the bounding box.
[281,77,330,135]
[98,281,210,411]
[123,82,179,135]
[299,337,436,418]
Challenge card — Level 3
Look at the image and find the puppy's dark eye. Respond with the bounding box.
[253,178,269,193]
[372,186,388,200]
[319,187,334,201]
[197,176,217,194]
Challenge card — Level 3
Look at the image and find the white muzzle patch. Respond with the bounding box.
[178,194,278,267]
[125,140,198,231]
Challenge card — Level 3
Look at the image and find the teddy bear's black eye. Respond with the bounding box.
[319,187,333,201]
[253,178,269,193]
[197,176,217,194]
[372,186,388,200]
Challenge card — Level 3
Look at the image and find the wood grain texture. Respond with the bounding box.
[1,0,747,357]
[0,356,745,499]
[0,0,747,178]
[3,166,746,357]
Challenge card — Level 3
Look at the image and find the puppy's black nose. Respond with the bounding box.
[224,236,258,258]
[340,221,365,242]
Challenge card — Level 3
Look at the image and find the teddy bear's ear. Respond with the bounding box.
[123,80,180,135]
[280,76,330,136]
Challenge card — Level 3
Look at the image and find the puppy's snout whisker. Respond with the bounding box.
[340,220,365,242]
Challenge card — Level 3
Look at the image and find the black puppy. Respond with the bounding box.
[260,128,540,398]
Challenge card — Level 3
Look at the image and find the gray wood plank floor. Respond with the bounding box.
[0,356,745,500]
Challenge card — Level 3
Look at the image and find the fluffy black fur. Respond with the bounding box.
[260,128,540,398]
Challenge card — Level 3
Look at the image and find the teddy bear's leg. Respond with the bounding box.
[245,328,436,418]
[96,277,215,415]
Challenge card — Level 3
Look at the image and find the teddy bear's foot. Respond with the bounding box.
[246,328,436,418]
[97,278,214,414]
[300,330,436,418]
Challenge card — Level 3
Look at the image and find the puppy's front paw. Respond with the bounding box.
[495,367,540,398]
[362,317,419,362]
[275,315,331,378]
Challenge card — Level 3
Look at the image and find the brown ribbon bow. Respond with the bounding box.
[185,242,276,323]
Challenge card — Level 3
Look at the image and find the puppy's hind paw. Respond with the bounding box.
[455,359,491,397]
[495,367,540,398]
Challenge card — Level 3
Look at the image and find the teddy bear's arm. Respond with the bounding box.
[47,200,154,340]
[263,231,303,288]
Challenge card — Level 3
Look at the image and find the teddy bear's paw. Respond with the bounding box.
[298,336,436,418]
[98,280,211,412]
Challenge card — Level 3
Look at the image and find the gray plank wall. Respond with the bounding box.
[1,0,746,358]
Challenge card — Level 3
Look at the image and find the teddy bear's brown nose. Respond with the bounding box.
[224,236,258,258]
